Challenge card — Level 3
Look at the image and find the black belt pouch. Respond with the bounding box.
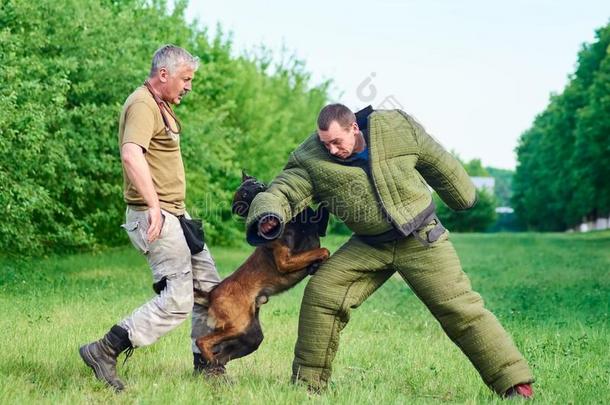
[178,216,205,254]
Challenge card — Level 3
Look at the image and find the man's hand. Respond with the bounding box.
[259,216,279,236]
[147,207,164,243]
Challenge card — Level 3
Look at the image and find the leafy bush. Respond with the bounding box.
[0,0,328,255]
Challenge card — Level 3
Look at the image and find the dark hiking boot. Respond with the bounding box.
[193,352,225,376]
[79,325,132,392]
[505,383,533,399]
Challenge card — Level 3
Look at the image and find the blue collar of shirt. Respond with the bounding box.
[354,146,369,161]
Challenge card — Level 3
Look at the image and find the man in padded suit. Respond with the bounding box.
[246,103,534,398]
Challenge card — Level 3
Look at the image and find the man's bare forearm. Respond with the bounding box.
[121,143,159,209]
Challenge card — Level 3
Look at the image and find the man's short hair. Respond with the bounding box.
[317,103,356,131]
[149,44,199,77]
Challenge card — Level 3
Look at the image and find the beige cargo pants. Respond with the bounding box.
[119,207,220,351]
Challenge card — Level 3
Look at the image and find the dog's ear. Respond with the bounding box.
[242,169,254,183]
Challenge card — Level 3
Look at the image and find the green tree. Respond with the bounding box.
[463,158,490,177]
[0,0,329,255]
[570,30,610,222]
[513,22,610,230]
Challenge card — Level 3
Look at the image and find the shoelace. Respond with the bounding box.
[122,346,135,366]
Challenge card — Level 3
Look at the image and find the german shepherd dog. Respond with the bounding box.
[194,172,330,366]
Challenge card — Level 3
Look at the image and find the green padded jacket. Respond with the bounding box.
[245,108,476,244]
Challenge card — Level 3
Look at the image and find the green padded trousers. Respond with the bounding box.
[292,226,533,394]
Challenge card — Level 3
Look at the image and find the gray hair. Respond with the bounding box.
[149,44,200,77]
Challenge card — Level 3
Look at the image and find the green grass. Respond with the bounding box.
[1,231,609,404]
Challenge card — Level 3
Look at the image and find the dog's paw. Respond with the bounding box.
[306,260,323,275]
[306,248,331,275]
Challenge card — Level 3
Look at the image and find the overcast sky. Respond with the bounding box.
[185,0,610,170]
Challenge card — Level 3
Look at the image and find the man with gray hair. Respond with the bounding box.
[79,44,222,391]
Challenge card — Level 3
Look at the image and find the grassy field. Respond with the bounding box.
[0,231,608,404]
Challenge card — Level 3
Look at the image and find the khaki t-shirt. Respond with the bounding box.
[118,86,186,215]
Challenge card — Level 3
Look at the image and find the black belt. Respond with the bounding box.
[127,202,148,207]
[357,227,405,245]
[357,213,445,247]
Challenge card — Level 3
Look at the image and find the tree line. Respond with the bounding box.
[512,22,610,231]
[0,0,522,257]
